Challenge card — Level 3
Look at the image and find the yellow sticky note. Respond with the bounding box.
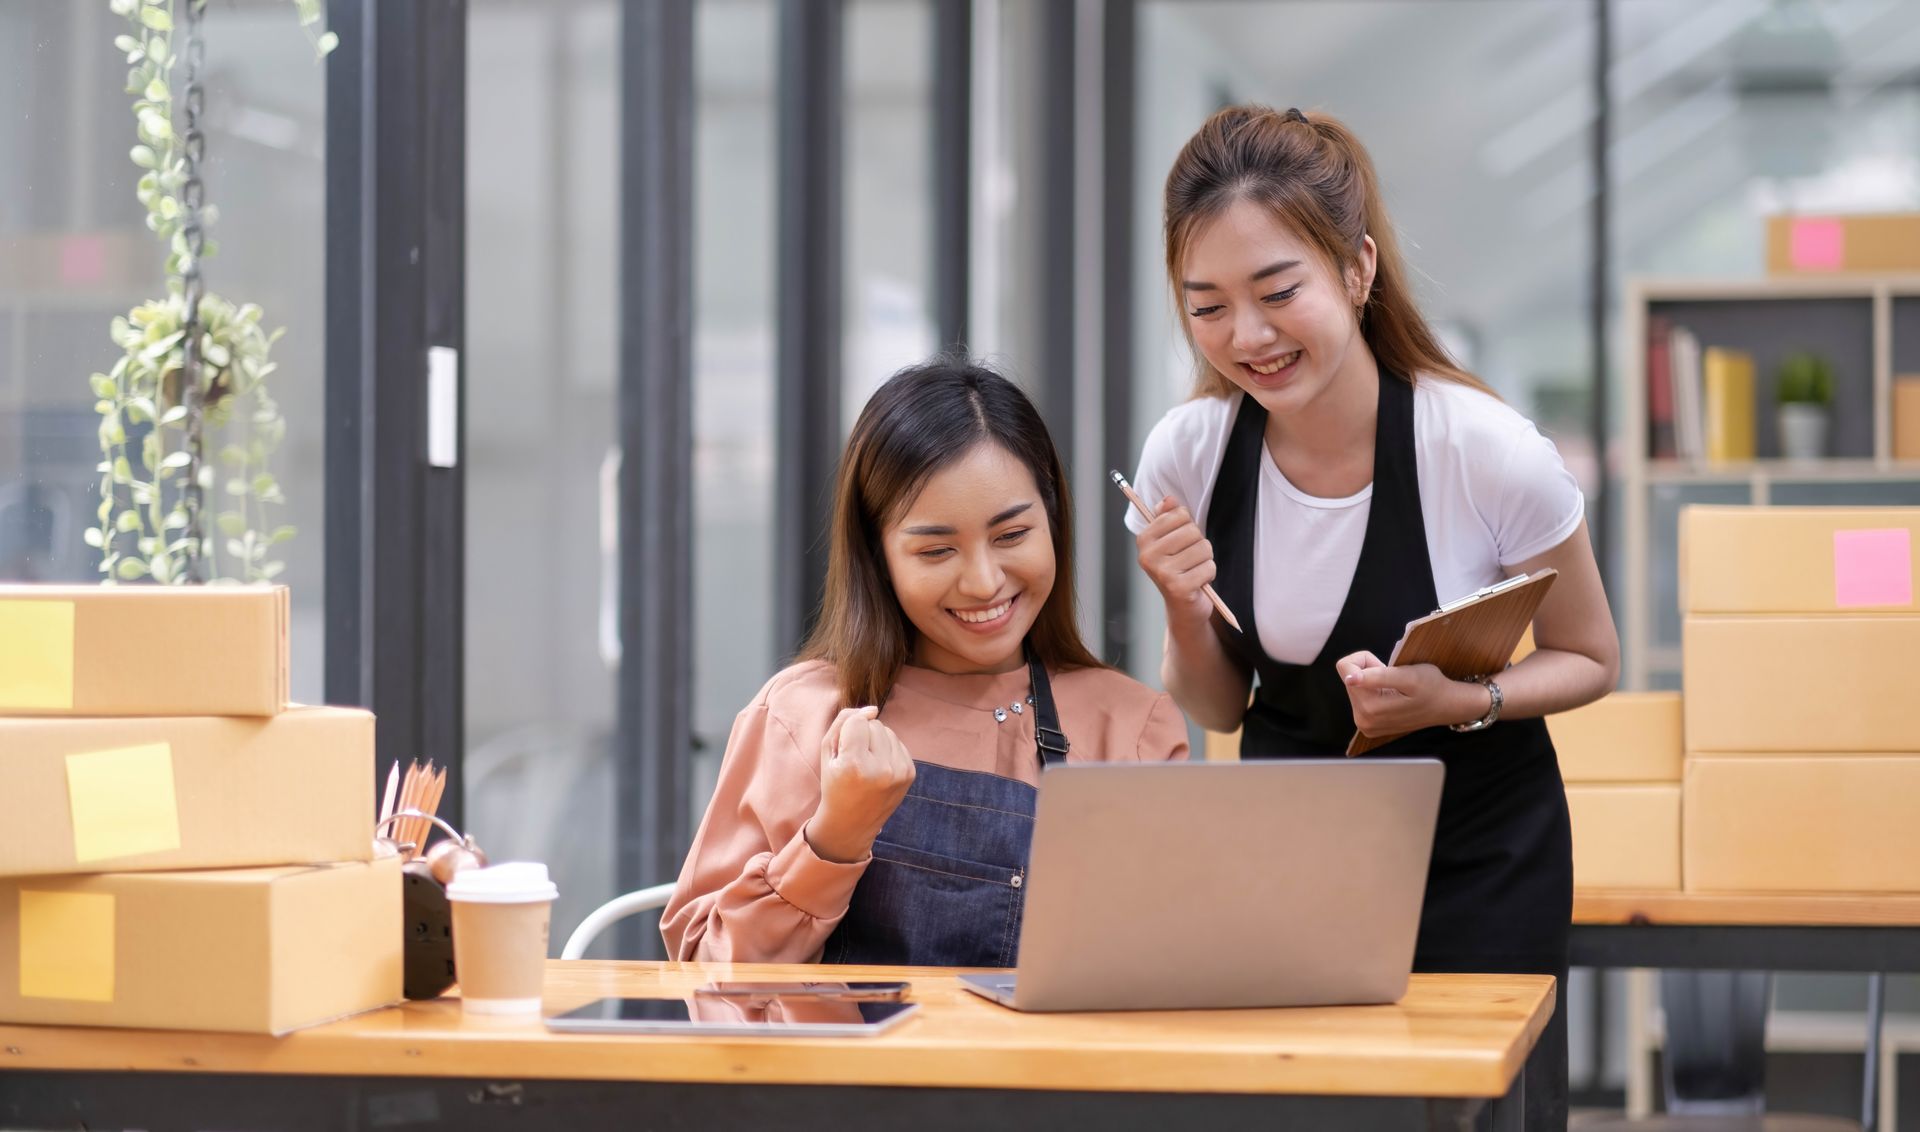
[0,600,76,711]
[66,743,181,864]
[19,890,115,1002]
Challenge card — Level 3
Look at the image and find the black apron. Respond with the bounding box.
[1206,372,1572,1128]
[821,652,1069,968]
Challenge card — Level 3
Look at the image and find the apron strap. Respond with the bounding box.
[1026,650,1070,766]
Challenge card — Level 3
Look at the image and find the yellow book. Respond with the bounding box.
[1703,348,1755,463]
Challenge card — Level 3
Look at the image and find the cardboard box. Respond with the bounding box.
[1568,785,1681,891]
[1549,693,1683,783]
[1767,213,1920,274]
[0,584,288,716]
[1684,756,1920,893]
[0,857,401,1033]
[1681,507,1919,614]
[0,706,374,877]
[1683,616,1920,752]
[1896,377,1920,462]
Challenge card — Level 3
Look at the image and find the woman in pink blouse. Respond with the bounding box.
[662,354,1190,966]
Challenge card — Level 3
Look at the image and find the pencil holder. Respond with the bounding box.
[376,811,489,1000]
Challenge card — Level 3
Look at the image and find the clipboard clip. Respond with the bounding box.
[1437,572,1533,614]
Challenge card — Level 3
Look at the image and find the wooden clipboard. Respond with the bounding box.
[1345,568,1557,756]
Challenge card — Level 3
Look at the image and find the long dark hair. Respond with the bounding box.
[799,352,1103,708]
[1164,104,1491,399]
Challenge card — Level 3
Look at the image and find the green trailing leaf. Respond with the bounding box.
[94,1,316,586]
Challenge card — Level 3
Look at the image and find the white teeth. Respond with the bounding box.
[952,599,1012,624]
[1249,351,1301,376]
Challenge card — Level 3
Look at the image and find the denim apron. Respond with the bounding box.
[1203,371,1573,1129]
[821,652,1069,968]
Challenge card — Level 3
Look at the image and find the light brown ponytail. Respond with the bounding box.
[1163,105,1491,400]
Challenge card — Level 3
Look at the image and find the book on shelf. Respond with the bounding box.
[1646,315,1676,459]
[1702,347,1756,463]
[1668,323,1704,463]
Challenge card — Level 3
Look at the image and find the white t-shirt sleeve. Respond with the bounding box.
[1489,418,1586,567]
[1123,396,1234,537]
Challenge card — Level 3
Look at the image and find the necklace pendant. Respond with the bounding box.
[994,707,1008,723]
[1010,701,1024,715]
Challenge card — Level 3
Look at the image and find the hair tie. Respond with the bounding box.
[1282,107,1308,125]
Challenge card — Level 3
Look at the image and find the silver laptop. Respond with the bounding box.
[959,759,1443,1012]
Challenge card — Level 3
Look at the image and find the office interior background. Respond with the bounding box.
[5,0,1920,1115]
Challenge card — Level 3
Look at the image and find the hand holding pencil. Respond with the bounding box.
[1111,470,1242,634]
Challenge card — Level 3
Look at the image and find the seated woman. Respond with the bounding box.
[662,354,1189,966]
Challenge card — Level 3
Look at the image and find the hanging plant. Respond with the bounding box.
[87,0,333,584]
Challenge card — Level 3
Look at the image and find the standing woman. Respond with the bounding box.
[1129,105,1618,1129]
[664,354,1188,969]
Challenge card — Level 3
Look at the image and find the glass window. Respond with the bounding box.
[0,1,327,700]
[843,0,936,430]
[463,0,622,953]
[692,0,779,817]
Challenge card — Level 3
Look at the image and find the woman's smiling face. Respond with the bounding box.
[882,440,1055,676]
[1180,196,1376,417]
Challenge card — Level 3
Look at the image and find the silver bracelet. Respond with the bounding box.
[1449,677,1502,733]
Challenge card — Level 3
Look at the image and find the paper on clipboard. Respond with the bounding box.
[1347,568,1557,757]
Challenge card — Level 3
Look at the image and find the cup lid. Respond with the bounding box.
[445,861,558,904]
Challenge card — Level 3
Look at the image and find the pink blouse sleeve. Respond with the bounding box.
[659,701,870,963]
[1140,693,1191,762]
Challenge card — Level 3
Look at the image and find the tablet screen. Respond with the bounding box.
[550,996,916,1029]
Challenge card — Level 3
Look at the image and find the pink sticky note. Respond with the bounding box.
[1833,528,1913,608]
[1789,218,1844,271]
[58,235,107,286]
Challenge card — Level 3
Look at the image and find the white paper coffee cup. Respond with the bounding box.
[447,862,558,1015]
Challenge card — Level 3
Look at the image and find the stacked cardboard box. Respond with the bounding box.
[1679,508,1920,893]
[1550,693,1683,891]
[0,585,400,1033]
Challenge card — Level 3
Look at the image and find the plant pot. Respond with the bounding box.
[1777,403,1829,462]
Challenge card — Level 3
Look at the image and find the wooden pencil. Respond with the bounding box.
[378,760,399,827]
[1109,470,1244,634]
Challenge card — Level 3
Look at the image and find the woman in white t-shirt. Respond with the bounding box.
[1129,105,1618,1131]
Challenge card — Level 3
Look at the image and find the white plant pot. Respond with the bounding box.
[1778,403,1829,462]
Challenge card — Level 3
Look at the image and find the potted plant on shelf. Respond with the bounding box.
[1775,351,1834,462]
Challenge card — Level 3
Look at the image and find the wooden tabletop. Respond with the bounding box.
[1574,890,1920,927]
[0,961,1554,1099]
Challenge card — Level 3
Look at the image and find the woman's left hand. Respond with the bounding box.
[1335,651,1489,737]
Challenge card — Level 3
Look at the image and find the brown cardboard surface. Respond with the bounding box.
[0,857,401,1033]
[1766,213,1920,274]
[0,707,374,877]
[1568,785,1681,891]
[1549,693,1683,783]
[1681,507,1920,614]
[1897,377,1920,462]
[0,585,287,716]
[1683,616,1920,752]
[1684,757,1920,893]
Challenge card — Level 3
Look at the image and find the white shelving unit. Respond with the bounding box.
[1621,274,1920,690]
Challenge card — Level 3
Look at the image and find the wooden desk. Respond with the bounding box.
[1571,890,1920,970]
[1570,889,1920,1120]
[0,961,1554,1132]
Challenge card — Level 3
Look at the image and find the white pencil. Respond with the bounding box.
[1111,470,1244,634]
